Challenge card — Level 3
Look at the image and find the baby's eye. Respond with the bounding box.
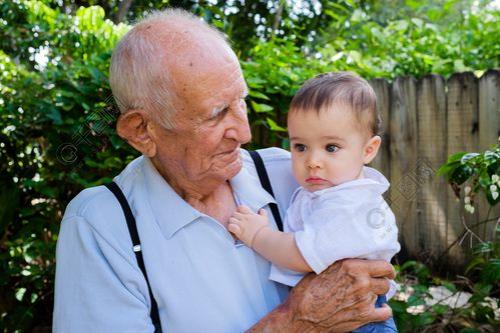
[325,144,339,153]
[293,143,306,152]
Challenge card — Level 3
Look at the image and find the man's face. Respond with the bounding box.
[153,39,252,186]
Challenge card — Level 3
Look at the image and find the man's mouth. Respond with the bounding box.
[216,147,241,160]
[217,146,240,155]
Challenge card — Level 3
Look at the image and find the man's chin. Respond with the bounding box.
[210,149,243,180]
[224,156,243,179]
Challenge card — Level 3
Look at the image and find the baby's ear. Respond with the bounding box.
[363,135,381,164]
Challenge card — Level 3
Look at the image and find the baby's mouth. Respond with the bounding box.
[305,177,327,184]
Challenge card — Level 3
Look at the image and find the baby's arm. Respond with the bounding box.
[228,205,311,273]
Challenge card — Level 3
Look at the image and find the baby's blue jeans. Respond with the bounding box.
[352,295,397,333]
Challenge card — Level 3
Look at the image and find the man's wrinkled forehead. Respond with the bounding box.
[142,21,245,108]
[143,20,237,71]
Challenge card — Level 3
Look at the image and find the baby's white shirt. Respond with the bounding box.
[269,166,401,297]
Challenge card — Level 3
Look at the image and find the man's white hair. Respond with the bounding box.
[109,8,228,129]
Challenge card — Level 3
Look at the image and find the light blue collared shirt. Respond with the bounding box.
[53,148,298,333]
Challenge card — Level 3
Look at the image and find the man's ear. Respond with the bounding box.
[363,135,381,164]
[116,110,157,157]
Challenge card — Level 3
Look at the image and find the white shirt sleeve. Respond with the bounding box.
[294,199,400,275]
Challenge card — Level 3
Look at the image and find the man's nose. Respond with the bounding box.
[224,103,251,144]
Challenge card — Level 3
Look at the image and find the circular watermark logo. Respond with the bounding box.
[56,143,78,165]
[366,208,386,229]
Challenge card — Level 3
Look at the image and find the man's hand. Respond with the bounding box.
[228,205,270,248]
[248,259,396,332]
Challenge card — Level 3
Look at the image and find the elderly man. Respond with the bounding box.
[53,9,395,333]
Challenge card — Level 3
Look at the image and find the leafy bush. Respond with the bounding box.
[438,139,500,210]
[391,257,499,332]
[1,0,499,331]
[0,2,133,330]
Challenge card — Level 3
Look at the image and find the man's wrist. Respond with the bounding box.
[247,297,302,332]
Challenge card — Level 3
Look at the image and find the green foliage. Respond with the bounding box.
[390,258,500,332]
[316,0,500,79]
[1,0,499,331]
[437,139,500,208]
[0,1,135,330]
[399,139,500,332]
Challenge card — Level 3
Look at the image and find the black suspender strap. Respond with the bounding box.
[104,182,162,333]
[249,150,284,232]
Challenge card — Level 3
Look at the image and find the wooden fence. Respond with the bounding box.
[369,70,500,269]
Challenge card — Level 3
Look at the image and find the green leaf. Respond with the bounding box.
[448,152,468,163]
[441,281,457,293]
[47,107,63,125]
[465,256,486,274]
[251,101,274,113]
[266,118,287,132]
[432,303,449,315]
[400,260,417,271]
[15,288,26,301]
[472,283,492,297]
[414,312,436,327]
[480,259,500,284]
[248,91,270,100]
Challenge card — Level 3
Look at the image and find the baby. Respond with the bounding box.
[229,72,400,332]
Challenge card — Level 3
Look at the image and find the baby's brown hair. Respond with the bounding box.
[289,72,380,137]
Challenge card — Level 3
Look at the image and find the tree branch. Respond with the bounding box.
[115,0,134,23]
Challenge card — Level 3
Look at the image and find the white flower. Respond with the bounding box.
[464,196,471,204]
[492,174,499,183]
[426,286,471,308]
[464,186,472,195]
[465,204,475,214]
[407,304,425,314]
[490,184,498,193]
[493,192,499,200]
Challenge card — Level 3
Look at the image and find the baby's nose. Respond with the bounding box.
[307,156,322,169]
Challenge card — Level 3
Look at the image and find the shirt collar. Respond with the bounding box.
[142,152,277,240]
[229,157,277,213]
[142,156,202,239]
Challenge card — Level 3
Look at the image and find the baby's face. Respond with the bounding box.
[288,106,374,192]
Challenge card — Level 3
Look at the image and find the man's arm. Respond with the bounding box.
[248,259,395,332]
[53,215,155,333]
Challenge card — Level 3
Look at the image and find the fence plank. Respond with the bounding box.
[445,72,479,265]
[478,70,500,241]
[479,70,500,151]
[416,75,448,261]
[369,79,391,181]
[389,76,418,259]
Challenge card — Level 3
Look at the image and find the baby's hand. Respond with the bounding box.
[228,205,270,248]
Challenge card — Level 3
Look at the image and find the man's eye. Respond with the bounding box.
[293,144,306,152]
[325,144,339,153]
[210,108,229,120]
